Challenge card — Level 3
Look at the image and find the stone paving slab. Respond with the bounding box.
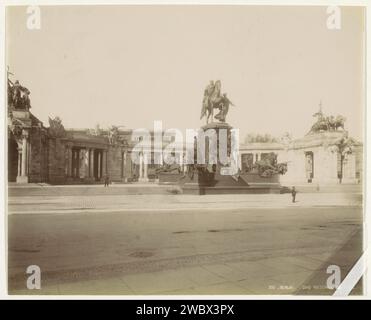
[8,192,362,215]
[8,249,362,296]
[57,278,134,295]
[225,260,290,279]
[268,271,314,292]
[202,263,252,282]
[7,201,362,296]
[120,269,196,294]
[8,259,319,296]
[237,277,284,295]
[174,266,226,287]
[9,284,61,295]
[192,282,251,295]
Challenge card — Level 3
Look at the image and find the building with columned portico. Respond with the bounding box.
[8,107,363,186]
[7,77,362,186]
[239,131,362,185]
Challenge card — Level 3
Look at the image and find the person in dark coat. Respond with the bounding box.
[104,174,110,187]
[291,186,297,203]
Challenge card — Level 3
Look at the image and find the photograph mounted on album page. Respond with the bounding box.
[4,3,366,297]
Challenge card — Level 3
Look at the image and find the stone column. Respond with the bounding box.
[178,151,184,172]
[86,149,90,178]
[102,150,107,177]
[64,146,71,177]
[17,149,22,177]
[64,146,68,176]
[72,149,76,177]
[21,135,27,176]
[17,131,29,183]
[122,151,127,181]
[143,152,148,181]
[97,151,101,180]
[84,149,89,178]
[68,147,73,177]
[89,149,94,178]
[79,149,86,178]
[72,149,75,178]
[26,140,31,177]
[125,151,132,181]
[75,149,81,178]
[139,153,143,179]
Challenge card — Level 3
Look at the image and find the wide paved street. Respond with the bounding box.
[7,186,363,295]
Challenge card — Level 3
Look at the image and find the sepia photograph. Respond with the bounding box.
[4,4,366,297]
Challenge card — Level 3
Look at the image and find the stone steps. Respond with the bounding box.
[8,184,175,197]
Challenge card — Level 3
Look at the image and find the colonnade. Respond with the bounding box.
[65,146,107,180]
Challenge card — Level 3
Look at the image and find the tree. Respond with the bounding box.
[328,133,357,184]
[244,133,278,144]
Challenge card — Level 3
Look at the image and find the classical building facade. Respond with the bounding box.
[8,108,363,185]
[239,131,362,185]
[7,78,362,186]
[8,109,140,184]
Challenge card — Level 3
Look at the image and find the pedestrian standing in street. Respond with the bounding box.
[291,186,297,203]
[104,174,110,187]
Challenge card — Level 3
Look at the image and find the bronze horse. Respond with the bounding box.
[310,115,346,133]
[200,80,222,124]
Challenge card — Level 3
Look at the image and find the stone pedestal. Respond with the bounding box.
[201,122,233,167]
[182,122,281,195]
[16,175,29,183]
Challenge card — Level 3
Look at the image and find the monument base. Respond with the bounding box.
[158,172,182,185]
[182,184,281,195]
[16,175,28,184]
[181,121,282,194]
[182,171,281,195]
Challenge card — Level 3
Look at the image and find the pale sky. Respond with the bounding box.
[6,5,365,141]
